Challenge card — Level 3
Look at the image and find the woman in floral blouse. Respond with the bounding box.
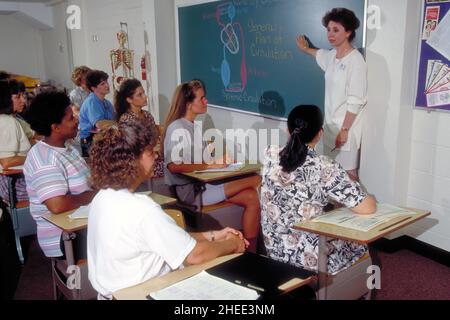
[115,78,164,178]
[261,105,376,275]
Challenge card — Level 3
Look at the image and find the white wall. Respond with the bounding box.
[406,111,450,251]
[154,0,178,123]
[361,0,419,204]
[41,1,73,89]
[0,14,46,80]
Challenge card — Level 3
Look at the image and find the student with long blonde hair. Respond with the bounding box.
[163,80,261,252]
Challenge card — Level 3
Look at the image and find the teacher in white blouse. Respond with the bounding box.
[296,7,367,181]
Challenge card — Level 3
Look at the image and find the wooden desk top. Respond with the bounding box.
[182,162,261,183]
[0,168,23,175]
[113,253,314,300]
[294,207,430,245]
[43,192,177,233]
[147,192,177,207]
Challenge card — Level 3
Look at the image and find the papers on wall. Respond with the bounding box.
[149,270,259,300]
[422,6,440,40]
[193,162,244,173]
[427,9,450,60]
[424,60,449,107]
[68,205,90,220]
[312,203,415,232]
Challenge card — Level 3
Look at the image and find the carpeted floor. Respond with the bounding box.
[9,235,450,300]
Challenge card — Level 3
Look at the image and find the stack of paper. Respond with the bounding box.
[312,203,415,232]
[149,270,259,300]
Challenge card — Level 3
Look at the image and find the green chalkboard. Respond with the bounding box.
[178,0,366,119]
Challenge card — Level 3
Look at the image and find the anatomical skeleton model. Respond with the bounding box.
[110,30,134,90]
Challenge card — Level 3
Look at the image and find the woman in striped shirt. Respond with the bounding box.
[23,91,97,257]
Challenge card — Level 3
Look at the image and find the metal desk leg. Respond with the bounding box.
[7,175,25,264]
[62,231,81,300]
[62,231,77,267]
[317,235,329,300]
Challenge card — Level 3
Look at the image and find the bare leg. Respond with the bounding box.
[223,175,261,239]
[223,175,261,198]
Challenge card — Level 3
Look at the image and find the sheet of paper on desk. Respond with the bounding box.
[193,162,244,173]
[0,164,24,172]
[149,270,259,300]
[312,203,414,232]
[69,205,90,219]
[136,191,152,196]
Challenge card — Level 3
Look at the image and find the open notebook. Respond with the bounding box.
[312,203,417,232]
[193,162,244,173]
[149,270,260,300]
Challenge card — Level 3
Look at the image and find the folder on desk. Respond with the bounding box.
[207,252,315,298]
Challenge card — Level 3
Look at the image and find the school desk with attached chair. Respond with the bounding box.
[113,252,317,300]
[294,206,430,300]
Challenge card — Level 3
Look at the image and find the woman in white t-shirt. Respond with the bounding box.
[0,80,30,202]
[296,8,367,181]
[88,118,247,298]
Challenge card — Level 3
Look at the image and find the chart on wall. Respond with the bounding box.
[177,0,366,119]
[415,0,450,111]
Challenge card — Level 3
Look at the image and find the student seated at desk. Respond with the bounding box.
[162,80,261,252]
[0,79,31,203]
[260,105,376,275]
[23,91,96,257]
[115,78,164,178]
[87,118,248,299]
[79,70,116,157]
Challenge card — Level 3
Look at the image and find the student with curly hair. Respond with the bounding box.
[115,78,164,178]
[23,91,96,257]
[69,66,91,117]
[87,118,247,299]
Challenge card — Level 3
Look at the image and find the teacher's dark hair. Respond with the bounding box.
[322,8,360,42]
[279,105,323,173]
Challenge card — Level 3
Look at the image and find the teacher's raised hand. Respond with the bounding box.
[296,35,317,57]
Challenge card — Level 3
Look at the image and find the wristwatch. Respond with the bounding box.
[341,127,349,132]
